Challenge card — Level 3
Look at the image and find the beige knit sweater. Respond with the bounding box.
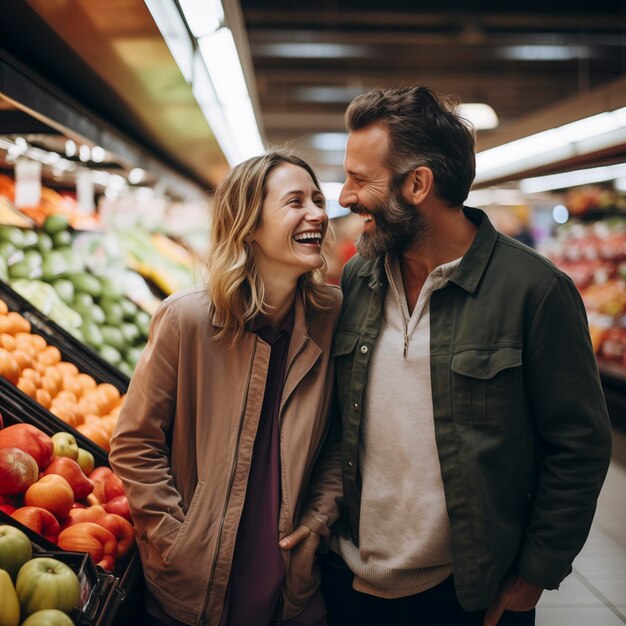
[336,255,461,598]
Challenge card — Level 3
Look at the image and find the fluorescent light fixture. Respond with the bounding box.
[459,103,499,130]
[255,42,369,59]
[466,188,525,207]
[311,133,348,151]
[224,99,265,161]
[178,0,223,38]
[199,27,264,163]
[475,106,626,184]
[145,0,194,82]
[519,163,626,194]
[552,205,569,224]
[295,86,365,103]
[499,45,592,61]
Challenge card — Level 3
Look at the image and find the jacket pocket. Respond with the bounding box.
[451,347,522,425]
[282,531,322,621]
[331,329,360,417]
[162,481,205,564]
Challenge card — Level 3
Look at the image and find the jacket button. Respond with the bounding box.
[347,459,353,468]
[360,345,368,354]
[353,402,359,410]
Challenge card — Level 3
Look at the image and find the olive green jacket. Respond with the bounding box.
[332,206,612,611]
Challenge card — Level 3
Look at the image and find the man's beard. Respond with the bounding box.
[354,187,427,260]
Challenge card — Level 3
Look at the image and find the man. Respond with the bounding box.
[287,86,612,626]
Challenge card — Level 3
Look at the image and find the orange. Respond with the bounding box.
[6,312,30,334]
[0,333,16,351]
[21,367,42,387]
[17,377,37,398]
[56,361,79,377]
[61,376,83,399]
[43,366,62,388]
[12,350,33,371]
[76,423,111,451]
[0,348,20,384]
[0,298,7,315]
[37,345,62,366]
[77,373,97,391]
[29,334,47,352]
[56,390,78,404]
[97,383,121,405]
[35,388,52,409]
[41,374,60,398]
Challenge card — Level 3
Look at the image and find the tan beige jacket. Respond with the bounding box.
[109,285,342,626]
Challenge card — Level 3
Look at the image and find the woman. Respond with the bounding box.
[109,151,342,626]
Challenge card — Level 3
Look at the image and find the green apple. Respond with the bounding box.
[75,449,94,476]
[50,433,78,461]
[0,525,32,581]
[16,557,80,617]
[21,609,75,626]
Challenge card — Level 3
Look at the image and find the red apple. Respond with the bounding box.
[88,467,112,503]
[12,506,60,543]
[104,473,125,502]
[24,475,74,521]
[60,505,105,530]
[0,424,53,469]
[43,457,93,500]
[103,495,132,523]
[0,447,39,495]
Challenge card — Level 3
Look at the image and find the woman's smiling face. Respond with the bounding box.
[251,163,328,282]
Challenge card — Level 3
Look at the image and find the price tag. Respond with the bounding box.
[14,158,42,208]
[77,170,95,214]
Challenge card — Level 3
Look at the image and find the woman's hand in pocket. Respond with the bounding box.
[279,525,319,550]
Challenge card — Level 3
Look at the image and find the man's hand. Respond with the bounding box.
[483,576,543,626]
[279,525,315,550]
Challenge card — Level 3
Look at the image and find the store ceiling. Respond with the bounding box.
[1,0,625,191]
[240,0,626,182]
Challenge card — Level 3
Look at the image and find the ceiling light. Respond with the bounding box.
[145,0,194,82]
[64,140,76,157]
[459,103,499,131]
[499,45,592,61]
[475,106,626,184]
[552,205,569,224]
[255,43,369,59]
[129,168,146,185]
[178,0,223,38]
[91,146,105,163]
[311,133,348,151]
[519,163,626,194]
[199,28,263,162]
[78,145,91,162]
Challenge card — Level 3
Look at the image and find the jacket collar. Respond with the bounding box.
[210,287,310,337]
[357,206,496,294]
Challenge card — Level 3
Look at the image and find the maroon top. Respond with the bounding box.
[219,309,290,626]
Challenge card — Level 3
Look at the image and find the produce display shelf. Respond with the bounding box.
[0,279,130,391]
[0,383,142,625]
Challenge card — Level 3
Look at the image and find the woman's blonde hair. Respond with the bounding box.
[206,150,335,342]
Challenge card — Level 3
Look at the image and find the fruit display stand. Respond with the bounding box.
[538,207,626,430]
[0,394,143,626]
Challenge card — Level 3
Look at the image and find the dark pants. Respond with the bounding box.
[321,553,535,626]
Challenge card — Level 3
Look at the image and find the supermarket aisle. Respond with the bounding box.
[536,428,626,625]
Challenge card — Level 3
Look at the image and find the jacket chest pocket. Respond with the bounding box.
[332,330,360,398]
[451,346,522,426]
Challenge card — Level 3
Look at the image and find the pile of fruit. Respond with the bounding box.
[0,300,125,452]
[0,525,81,626]
[0,419,134,576]
[0,219,150,376]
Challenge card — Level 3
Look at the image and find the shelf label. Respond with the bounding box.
[77,170,95,214]
[14,158,42,208]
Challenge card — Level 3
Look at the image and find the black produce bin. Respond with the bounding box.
[0,279,130,390]
[0,512,119,626]
[0,388,142,625]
